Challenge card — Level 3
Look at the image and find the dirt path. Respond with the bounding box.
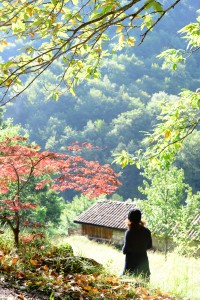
[0,284,49,300]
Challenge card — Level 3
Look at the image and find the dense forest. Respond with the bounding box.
[2,0,200,201]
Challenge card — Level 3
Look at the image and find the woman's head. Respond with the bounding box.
[127,208,144,228]
[128,209,141,223]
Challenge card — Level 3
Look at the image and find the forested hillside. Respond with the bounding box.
[3,0,200,200]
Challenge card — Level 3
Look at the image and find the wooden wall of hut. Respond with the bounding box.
[82,224,113,242]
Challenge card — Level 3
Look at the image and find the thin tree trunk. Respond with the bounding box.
[5,214,20,248]
[13,228,20,248]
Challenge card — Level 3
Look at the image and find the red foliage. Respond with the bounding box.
[0,136,120,199]
[0,136,121,245]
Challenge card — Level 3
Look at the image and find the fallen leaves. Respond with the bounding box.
[135,286,175,300]
[17,295,25,300]
[0,243,176,300]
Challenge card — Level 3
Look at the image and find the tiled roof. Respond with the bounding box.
[74,200,136,230]
[189,214,200,241]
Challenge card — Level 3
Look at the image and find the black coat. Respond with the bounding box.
[122,225,152,277]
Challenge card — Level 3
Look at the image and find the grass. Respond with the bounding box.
[60,235,200,300]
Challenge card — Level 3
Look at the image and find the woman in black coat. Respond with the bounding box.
[122,209,152,279]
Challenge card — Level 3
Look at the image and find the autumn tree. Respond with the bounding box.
[0,0,182,105]
[0,136,120,247]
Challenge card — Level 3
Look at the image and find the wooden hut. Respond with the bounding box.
[74,200,136,245]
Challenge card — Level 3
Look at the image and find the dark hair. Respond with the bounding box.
[126,209,145,229]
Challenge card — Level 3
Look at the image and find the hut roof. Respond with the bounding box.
[189,214,200,241]
[74,200,136,230]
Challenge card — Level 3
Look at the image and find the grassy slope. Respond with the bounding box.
[62,235,200,300]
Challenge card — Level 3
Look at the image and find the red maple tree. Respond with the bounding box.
[0,136,120,246]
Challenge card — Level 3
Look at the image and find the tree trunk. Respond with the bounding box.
[5,215,20,248]
[13,228,20,248]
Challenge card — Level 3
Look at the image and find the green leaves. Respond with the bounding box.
[179,21,200,49]
[51,0,57,5]
[112,150,135,168]
[11,19,26,33]
[157,49,185,71]
[153,1,163,13]
[0,0,181,104]
[141,14,153,31]
[144,0,163,14]
[157,12,200,71]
